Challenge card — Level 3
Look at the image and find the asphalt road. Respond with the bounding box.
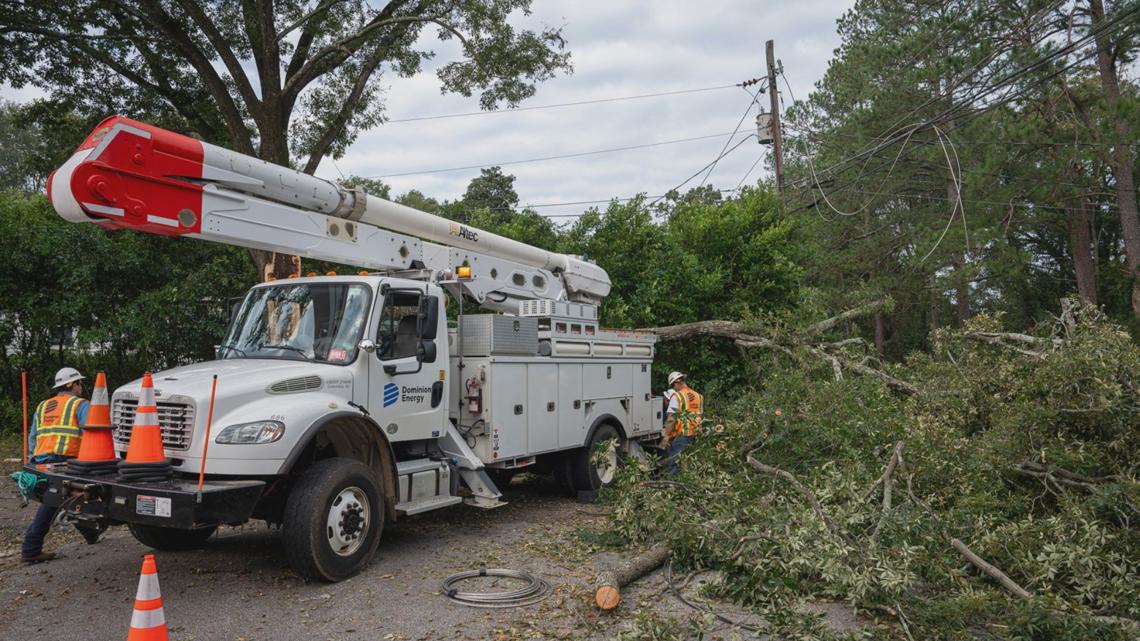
[0,474,635,641]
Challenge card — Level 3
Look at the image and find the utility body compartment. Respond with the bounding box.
[448,318,658,465]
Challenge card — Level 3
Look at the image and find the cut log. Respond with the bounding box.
[594,544,672,610]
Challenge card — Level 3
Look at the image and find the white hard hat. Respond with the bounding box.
[53,367,86,389]
[667,371,686,386]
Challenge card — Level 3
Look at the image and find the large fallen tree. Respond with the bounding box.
[608,303,1140,640]
[641,299,920,395]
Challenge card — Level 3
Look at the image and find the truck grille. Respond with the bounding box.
[112,399,196,451]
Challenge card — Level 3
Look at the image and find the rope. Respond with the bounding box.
[441,568,552,608]
[9,471,45,506]
[9,470,45,496]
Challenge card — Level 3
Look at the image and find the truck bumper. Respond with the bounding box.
[26,464,265,530]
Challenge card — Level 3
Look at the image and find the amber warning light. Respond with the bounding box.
[456,265,472,279]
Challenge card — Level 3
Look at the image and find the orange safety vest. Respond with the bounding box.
[33,393,86,459]
[667,386,703,439]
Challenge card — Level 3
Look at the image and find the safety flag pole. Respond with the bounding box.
[196,375,218,500]
[21,369,29,465]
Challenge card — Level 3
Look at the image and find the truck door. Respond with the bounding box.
[367,287,447,441]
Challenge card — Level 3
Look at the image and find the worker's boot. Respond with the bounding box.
[21,551,57,564]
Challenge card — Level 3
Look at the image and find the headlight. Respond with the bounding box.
[215,421,285,444]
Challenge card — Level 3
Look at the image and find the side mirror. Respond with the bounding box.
[418,339,437,363]
[417,295,439,338]
[358,338,377,354]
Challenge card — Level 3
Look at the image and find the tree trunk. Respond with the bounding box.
[873,313,886,355]
[1089,0,1140,318]
[1067,190,1098,305]
[945,144,970,324]
[930,275,941,332]
[953,256,971,325]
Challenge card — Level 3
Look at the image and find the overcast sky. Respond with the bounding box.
[2,0,855,222]
[322,0,854,220]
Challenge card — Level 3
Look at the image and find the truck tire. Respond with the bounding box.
[128,524,217,551]
[283,457,384,582]
[552,453,575,494]
[571,423,624,493]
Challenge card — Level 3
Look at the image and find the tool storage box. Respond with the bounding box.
[457,315,538,356]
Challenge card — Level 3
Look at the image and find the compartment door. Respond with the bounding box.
[488,363,528,460]
[557,364,584,448]
[527,364,559,454]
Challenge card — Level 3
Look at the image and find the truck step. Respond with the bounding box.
[396,495,463,516]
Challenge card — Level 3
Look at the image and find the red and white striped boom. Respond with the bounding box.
[48,116,610,309]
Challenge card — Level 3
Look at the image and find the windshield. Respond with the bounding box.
[221,283,372,364]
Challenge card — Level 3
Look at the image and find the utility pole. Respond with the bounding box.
[766,39,785,195]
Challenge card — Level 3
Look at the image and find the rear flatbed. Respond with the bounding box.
[27,464,265,529]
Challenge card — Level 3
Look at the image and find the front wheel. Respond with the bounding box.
[128,524,217,551]
[283,457,384,582]
[571,424,624,493]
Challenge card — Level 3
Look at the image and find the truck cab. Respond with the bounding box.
[111,275,449,478]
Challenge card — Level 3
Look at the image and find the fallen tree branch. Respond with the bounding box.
[950,538,1032,599]
[648,320,749,342]
[1011,464,1098,493]
[863,442,907,502]
[802,299,888,337]
[963,330,1058,346]
[746,454,848,543]
[728,533,774,562]
[641,303,920,396]
[734,337,795,358]
[870,442,906,543]
[1018,462,1122,484]
[962,331,1063,359]
[594,543,672,610]
[809,346,844,381]
[836,356,920,396]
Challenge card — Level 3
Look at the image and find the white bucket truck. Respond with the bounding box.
[28,117,663,581]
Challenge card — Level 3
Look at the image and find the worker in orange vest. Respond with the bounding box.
[22,367,101,563]
[663,371,703,476]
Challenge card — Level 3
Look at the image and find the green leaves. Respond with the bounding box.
[606,308,1140,638]
[0,192,252,428]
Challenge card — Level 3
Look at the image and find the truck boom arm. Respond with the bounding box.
[48,116,610,310]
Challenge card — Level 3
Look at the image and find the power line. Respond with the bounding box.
[383,84,741,123]
[734,154,765,193]
[783,13,1140,214]
[783,122,1139,149]
[698,88,762,188]
[363,130,745,178]
[650,133,758,206]
[527,190,739,218]
[796,3,1140,187]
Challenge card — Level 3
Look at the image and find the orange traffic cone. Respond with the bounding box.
[127,554,169,641]
[117,372,172,481]
[69,372,119,475]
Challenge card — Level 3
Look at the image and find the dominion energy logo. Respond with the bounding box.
[383,383,432,407]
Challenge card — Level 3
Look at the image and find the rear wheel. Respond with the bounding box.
[571,424,624,493]
[283,458,384,582]
[128,524,217,551]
